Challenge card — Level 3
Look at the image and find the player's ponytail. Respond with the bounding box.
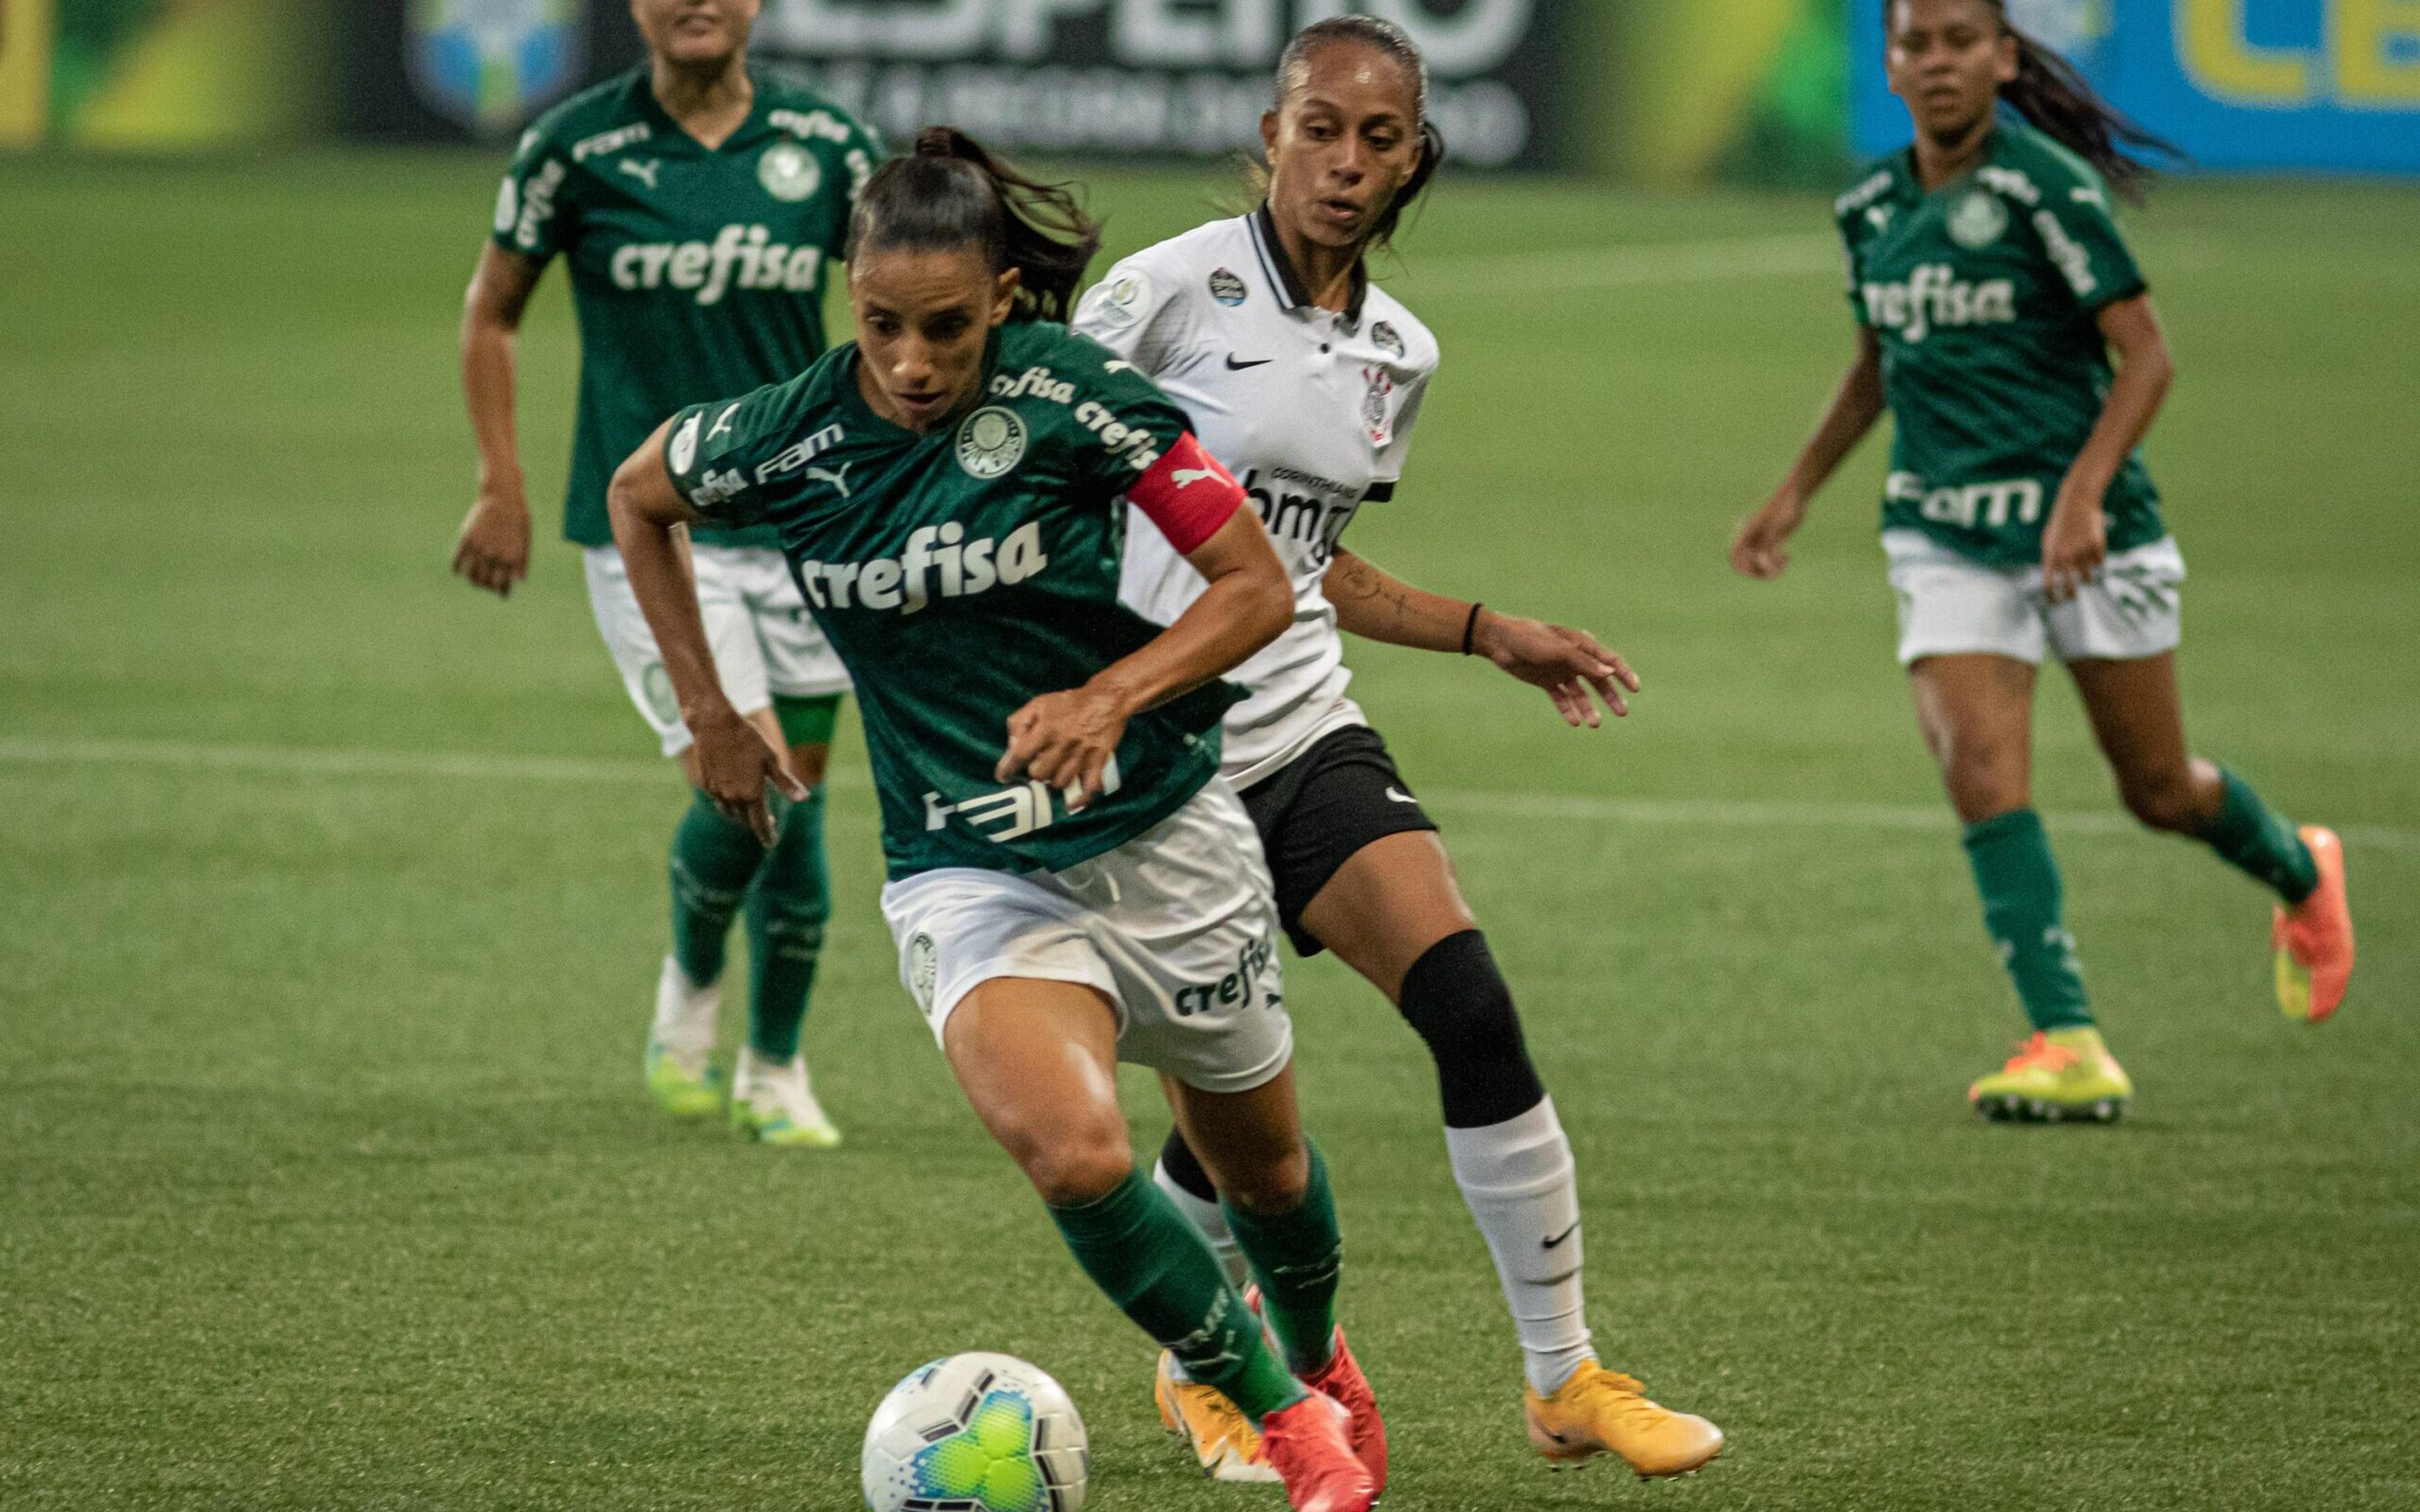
[846,127,1103,321]
[1997,20,2180,203]
[1268,16,1444,252]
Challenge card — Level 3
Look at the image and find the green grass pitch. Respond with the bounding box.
[1,152,2415,1511]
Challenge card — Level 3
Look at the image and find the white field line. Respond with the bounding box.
[2,735,2412,854]
[1398,232,1843,295]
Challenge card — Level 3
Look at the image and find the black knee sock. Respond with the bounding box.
[1399,930,1546,1129]
[1158,1123,1219,1203]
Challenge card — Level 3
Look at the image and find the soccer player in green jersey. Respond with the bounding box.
[452,0,880,1145]
[1733,0,2356,1121]
[606,129,1381,1512]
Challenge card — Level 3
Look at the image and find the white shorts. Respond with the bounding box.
[1883,530,2186,667]
[584,543,850,757]
[880,780,1292,1095]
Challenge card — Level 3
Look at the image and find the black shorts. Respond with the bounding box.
[1237,724,1439,957]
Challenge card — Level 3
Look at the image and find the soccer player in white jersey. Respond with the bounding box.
[452,0,880,1146]
[1075,15,1722,1486]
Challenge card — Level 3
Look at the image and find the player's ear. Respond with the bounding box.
[1260,108,1281,166]
[1993,28,2020,84]
[991,267,1021,328]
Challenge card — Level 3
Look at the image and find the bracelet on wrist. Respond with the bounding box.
[1461,602,1484,656]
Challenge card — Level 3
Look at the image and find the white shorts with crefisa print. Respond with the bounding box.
[584,543,849,757]
[1884,529,2186,667]
[880,778,1292,1095]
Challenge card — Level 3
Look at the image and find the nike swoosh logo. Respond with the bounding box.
[1224,355,1273,370]
[1385,787,1419,805]
[1542,1222,1580,1250]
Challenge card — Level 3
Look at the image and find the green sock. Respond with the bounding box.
[1049,1169,1306,1423]
[744,786,829,1060]
[669,789,765,988]
[1962,809,2094,1033]
[2199,768,2318,905]
[1223,1143,1343,1378]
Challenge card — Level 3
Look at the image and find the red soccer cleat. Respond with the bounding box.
[1299,1327,1387,1496]
[1258,1392,1376,1512]
[2274,825,2354,1023]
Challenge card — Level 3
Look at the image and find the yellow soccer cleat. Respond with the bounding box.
[2274,825,2354,1024]
[1154,1349,1278,1483]
[1523,1360,1724,1480]
[1968,1027,2132,1123]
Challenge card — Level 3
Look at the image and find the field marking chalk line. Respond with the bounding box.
[2,735,2411,854]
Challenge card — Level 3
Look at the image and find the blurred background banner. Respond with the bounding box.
[0,0,326,148]
[1852,0,2420,173]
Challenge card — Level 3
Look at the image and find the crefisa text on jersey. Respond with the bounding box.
[611,224,827,305]
[988,365,1168,472]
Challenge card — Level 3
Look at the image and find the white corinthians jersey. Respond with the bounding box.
[1076,208,1436,789]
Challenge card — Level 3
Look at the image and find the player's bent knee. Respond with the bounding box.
[2118,771,2203,834]
[1013,1121,1135,1208]
[1213,1142,1310,1218]
[1399,930,1547,1129]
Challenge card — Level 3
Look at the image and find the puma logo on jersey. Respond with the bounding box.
[1860,263,2016,343]
[611,223,824,306]
[1172,468,1218,489]
[618,158,660,190]
[794,521,1047,615]
[805,462,850,498]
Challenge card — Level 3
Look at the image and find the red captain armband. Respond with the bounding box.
[1127,433,1245,556]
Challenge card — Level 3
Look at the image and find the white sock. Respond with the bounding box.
[1443,1096,1598,1396]
[1154,1156,1250,1383]
[652,956,720,1066]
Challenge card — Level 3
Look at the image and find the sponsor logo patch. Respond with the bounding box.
[1371,320,1405,358]
[1207,268,1248,306]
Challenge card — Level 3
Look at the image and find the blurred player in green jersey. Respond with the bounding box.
[452,1,879,1145]
[1733,0,2355,1121]
[606,129,1381,1512]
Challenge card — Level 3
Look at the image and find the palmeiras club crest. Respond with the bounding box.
[409,0,587,137]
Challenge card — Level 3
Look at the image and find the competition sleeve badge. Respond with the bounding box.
[1088,269,1151,330]
[409,0,586,137]
[758,141,822,202]
[955,407,1029,479]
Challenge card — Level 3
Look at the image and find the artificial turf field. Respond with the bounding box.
[2,151,2415,1511]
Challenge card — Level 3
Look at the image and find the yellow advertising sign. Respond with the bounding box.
[1,0,57,146]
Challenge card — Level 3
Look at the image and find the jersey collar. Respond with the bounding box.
[1247,203,1368,333]
[626,62,771,155]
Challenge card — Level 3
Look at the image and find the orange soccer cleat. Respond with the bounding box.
[1299,1327,1386,1496]
[2274,825,2354,1023]
[1524,1360,1725,1479]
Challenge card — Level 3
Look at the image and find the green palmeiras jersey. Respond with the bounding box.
[662,318,1248,879]
[492,64,880,549]
[1836,115,2165,568]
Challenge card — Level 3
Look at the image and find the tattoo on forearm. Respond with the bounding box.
[1330,552,1416,628]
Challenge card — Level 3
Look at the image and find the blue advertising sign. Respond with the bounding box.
[1853,0,2420,174]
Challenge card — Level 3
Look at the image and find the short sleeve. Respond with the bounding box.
[2028,171,2145,312]
[1838,222,1870,326]
[490,125,578,264]
[1051,327,1197,497]
[1072,255,1197,377]
[661,379,818,531]
[1372,372,1429,490]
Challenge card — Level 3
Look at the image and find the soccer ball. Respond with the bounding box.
[861,1352,1089,1512]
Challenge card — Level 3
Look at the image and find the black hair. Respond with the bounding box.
[844,127,1103,321]
[1887,0,2181,202]
[1268,15,1444,251]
